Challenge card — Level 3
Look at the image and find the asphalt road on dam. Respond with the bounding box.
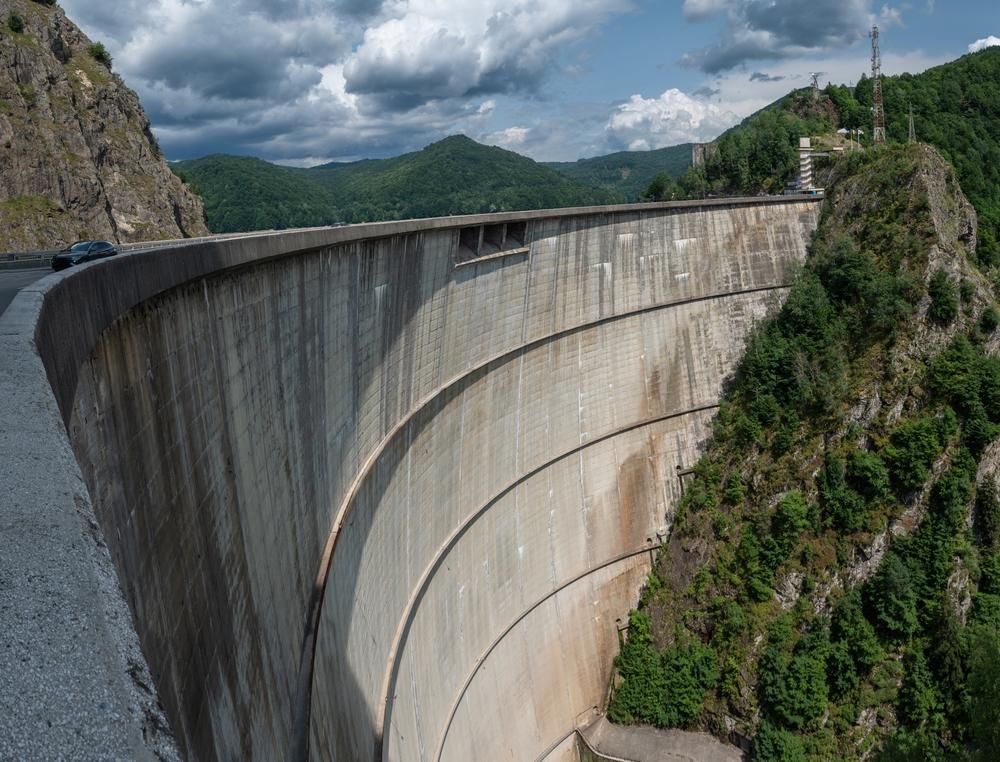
[0,268,48,317]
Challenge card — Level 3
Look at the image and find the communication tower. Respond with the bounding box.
[870,25,886,146]
[908,104,916,143]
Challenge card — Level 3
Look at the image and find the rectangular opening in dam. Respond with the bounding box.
[455,221,531,266]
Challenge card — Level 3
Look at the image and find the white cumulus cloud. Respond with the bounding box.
[486,126,531,148]
[606,89,739,150]
[968,36,1000,53]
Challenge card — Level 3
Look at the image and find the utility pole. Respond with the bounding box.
[871,25,886,146]
[908,103,916,143]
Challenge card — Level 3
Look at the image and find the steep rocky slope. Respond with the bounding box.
[0,0,207,250]
[611,144,1000,759]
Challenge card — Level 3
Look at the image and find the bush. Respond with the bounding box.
[759,628,830,729]
[608,611,664,725]
[7,10,24,32]
[882,413,953,494]
[658,635,719,727]
[847,449,891,499]
[979,305,1000,334]
[928,268,958,324]
[737,531,775,602]
[818,452,869,532]
[609,613,719,729]
[87,42,112,68]
[753,720,807,762]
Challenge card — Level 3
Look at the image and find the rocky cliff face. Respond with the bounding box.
[0,0,207,251]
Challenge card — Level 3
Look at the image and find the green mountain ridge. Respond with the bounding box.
[173,135,631,233]
[544,143,692,201]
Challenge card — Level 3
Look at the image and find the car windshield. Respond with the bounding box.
[69,242,92,252]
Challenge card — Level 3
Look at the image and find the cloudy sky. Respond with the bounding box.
[61,0,999,164]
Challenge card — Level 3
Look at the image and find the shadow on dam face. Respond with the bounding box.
[3,198,820,761]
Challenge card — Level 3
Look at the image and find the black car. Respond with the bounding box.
[51,240,119,271]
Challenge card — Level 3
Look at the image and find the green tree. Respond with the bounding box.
[929,605,965,720]
[608,611,665,725]
[769,490,810,564]
[882,414,952,494]
[928,268,958,324]
[979,305,999,334]
[7,10,24,32]
[966,625,1000,760]
[829,590,882,695]
[87,42,113,68]
[866,552,919,640]
[847,450,891,500]
[975,481,1000,549]
[640,171,680,202]
[658,633,719,727]
[897,648,939,729]
[818,451,869,533]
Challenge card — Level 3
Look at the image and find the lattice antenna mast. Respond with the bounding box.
[908,103,916,143]
[811,72,820,102]
[871,25,886,146]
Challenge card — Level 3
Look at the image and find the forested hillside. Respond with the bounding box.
[171,155,340,233]
[545,143,691,201]
[611,143,1000,760]
[173,135,619,232]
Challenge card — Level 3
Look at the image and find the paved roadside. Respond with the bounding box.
[0,268,48,318]
[580,716,746,762]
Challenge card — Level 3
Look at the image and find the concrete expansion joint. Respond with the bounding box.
[376,404,722,760]
[433,541,665,762]
[294,282,794,760]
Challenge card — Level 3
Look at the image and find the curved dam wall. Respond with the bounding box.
[8,198,819,761]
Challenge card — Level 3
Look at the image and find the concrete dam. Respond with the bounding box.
[0,197,821,761]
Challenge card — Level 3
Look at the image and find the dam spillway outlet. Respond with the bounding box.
[4,198,820,761]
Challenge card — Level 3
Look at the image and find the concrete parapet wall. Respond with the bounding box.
[0,197,820,761]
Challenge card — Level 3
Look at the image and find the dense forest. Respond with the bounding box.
[611,138,1000,758]
[173,136,620,232]
[170,155,341,233]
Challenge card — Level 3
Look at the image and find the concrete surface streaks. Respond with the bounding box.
[0,197,820,761]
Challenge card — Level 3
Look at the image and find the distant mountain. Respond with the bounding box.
[545,144,692,201]
[171,155,340,233]
[173,135,620,233]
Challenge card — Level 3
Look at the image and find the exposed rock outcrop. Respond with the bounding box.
[0,0,207,251]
